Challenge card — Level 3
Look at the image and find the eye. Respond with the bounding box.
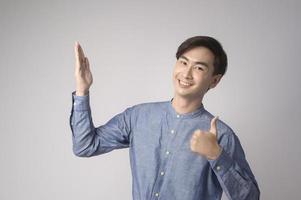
[179,60,187,65]
[195,66,204,71]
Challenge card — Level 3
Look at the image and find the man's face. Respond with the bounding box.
[172,46,222,100]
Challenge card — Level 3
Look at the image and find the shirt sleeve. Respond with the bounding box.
[207,128,261,200]
[69,91,134,157]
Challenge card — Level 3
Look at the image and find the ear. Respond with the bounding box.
[209,74,223,89]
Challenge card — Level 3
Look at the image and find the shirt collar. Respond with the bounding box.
[167,97,205,119]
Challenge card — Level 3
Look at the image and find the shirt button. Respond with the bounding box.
[171,129,175,134]
[73,102,76,106]
[155,192,159,197]
[216,166,221,171]
[160,171,165,176]
[166,151,170,155]
[176,114,180,118]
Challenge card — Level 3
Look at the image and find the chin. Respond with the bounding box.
[175,87,204,99]
[175,90,195,98]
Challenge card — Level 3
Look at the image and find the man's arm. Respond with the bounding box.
[69,91,134,157]
[208,130,260,200]
[70,42,134,157]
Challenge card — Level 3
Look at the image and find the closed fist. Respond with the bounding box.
[190,116,222,160]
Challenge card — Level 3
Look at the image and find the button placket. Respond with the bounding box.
[153,111,184,199]
[170,113,180,136]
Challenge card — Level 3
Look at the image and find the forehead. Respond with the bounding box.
[181,46,215,66]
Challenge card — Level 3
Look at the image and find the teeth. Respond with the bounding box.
[179,80,192,86]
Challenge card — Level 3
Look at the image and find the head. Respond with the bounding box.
[172,36,228,101]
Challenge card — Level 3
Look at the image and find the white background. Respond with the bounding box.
[0,0,300,199]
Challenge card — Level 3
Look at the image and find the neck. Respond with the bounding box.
[171,94,204,114]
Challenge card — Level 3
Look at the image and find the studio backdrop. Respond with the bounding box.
[0,0,300,199]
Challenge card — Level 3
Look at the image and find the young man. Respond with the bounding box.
[69,36,260,200]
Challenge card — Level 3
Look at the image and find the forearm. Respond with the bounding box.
[69,91,133,157]
[70,91,98,157]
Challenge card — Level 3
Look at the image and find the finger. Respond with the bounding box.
[78,43,85,60]
[85,57,90,69]
[74,41,80,71]
[192,129,201,139]
[210,116,218,136]
[192,133,198,140]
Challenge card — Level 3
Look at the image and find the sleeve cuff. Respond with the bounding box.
[208,147,233,177]
[71,91,90,111]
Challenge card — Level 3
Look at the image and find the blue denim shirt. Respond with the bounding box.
[69,91,260,200]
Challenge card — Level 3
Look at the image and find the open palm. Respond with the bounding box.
[74,41,93,96]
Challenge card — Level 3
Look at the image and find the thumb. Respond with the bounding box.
[210,116,219,136]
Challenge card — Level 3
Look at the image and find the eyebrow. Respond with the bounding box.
[179,55,210,68]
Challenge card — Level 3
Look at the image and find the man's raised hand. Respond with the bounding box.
[190,116,222,160]
[74,41,93,96]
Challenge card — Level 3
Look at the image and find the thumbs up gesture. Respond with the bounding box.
[190,116,222,160]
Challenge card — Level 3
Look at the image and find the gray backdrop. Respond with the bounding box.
[0,0,300,199]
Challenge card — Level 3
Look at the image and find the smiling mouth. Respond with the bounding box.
[178,79,193,87]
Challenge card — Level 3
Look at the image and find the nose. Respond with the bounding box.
[183,65,193,79]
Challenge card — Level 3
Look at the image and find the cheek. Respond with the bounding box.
[172,72,176,81]
[172,69,180,79]
[194,78,210,91]
[173,66,183,77]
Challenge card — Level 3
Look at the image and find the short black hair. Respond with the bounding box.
[176,36,228,76]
